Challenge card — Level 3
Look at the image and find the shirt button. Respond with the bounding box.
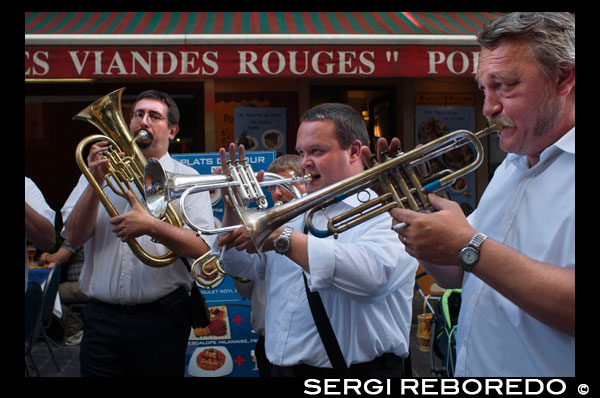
[282,325,288,331]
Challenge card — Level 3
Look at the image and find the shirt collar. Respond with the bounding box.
[553,126,575,155]
[156,152,174,168]
[505,126,575,170]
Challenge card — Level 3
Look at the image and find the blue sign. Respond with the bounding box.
[172,151,276,377]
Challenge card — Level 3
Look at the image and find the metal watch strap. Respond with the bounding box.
[282,225,292,238]
[274,225,293,254]
[469,232,487,249]
[460,232,488,273]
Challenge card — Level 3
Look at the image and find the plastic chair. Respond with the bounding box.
[25,280,43,377]
[39,265,62,372]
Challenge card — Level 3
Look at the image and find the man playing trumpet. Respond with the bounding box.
[365,12,575,377]
[215,103,418,377]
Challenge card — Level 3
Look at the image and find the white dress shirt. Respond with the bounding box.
[216,189,418,368]
[456,127,575,376]
[61,153,216,305]
[25,177,56,287]
[234,278,267,336]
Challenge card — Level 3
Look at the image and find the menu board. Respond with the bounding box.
[414,94,477,215]
[172,151,276,377]
[234,107,287,156]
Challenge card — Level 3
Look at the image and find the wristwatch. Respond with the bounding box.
[460,232,488,272]
[273,226,293,254]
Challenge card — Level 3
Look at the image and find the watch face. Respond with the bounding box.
[275,237,290,253]
[461,247,478,265]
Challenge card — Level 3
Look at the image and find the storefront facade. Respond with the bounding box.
[25,11,507,221]
[26,10,513,376]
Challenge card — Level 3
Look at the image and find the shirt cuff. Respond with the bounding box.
[306,234,336,290]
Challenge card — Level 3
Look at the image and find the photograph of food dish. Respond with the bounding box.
[187,346,233,377]
[236,131,258,150]
[190,305,231,340]
[261,129,284,150]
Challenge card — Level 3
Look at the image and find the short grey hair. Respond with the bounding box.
[267,154,302,176]
[300,103,369,148]
[477,12,575,80]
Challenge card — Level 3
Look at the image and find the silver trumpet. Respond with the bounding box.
[144,157,311,235]
[144,156,310,289]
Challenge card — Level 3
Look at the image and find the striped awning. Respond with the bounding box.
[25,12,507,46]
[26,12,507,79]
[26,12,503,35]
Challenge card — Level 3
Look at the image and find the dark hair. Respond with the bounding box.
[477,12,575,80]
[134,89,180,126]
[300,103,369,148]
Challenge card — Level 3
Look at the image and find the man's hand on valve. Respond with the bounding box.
[110,191,158,242]
[217,142,272,254]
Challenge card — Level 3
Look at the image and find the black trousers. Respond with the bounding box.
[271,352,407,378]
[80,287,192,377]
[255,334,273,377]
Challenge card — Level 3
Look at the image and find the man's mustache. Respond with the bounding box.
[134,129,153,148]
[489,116,517,128]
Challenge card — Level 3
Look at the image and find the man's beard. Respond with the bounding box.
[489,86,559,139]
[533,86,560,138]
[134,129,153,149]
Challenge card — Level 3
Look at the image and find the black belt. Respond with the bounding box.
[273,352,405,378]
[90,286,189,314]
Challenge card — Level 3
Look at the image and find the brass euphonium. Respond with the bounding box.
[73,87,184,267]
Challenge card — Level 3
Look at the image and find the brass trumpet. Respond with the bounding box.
[73,87,184,267]
[146,124,500,258]
[144,157,310,288]
[237,124,501,251]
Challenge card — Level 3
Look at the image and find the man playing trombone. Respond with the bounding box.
[216,103,418,377]
[367,12,575,377]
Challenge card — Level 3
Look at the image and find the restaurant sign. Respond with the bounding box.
[25,45,480,79]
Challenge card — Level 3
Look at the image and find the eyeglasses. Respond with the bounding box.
[131,110,167,124]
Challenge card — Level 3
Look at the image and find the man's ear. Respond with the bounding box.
[348,139,363,164]
[169,124,180,141]
[556,63,575,97]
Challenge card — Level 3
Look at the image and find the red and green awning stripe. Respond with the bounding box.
[26,12,506,35]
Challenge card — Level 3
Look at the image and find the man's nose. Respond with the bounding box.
[300,155,312,172]
[140,113,152,127]
[272,186,284,202]
[482,92,502,119]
